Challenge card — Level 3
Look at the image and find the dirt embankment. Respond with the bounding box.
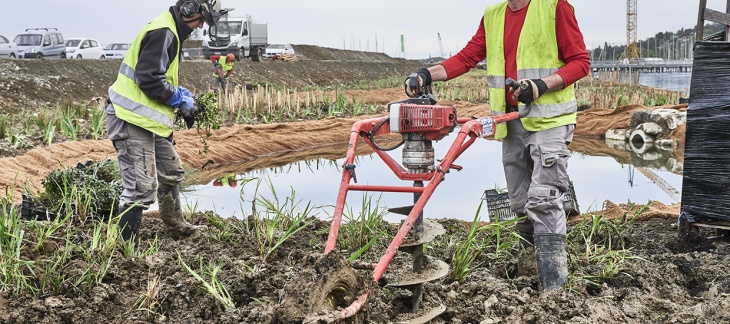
[0,45,420,110]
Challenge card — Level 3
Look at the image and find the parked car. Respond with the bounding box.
[65,38,105,59]
[0,35,18,58]
[103,43,130,59]
[263,43,294,59]
[14,28,66,59]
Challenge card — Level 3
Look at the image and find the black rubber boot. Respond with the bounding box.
[534,234,569,291]
[118,205,143,246]
[516,231,537,277]
[517,231,534,249]
[158,184,206,236]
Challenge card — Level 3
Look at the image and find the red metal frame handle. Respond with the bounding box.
[326,111,522,320]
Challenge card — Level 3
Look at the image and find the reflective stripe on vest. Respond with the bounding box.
[109,11,180,138]
[484,0,577,139]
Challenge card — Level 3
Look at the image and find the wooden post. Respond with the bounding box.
[726,0,730,41]
[697,0,707,41]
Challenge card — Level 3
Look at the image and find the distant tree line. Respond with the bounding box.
[590,23,724,62]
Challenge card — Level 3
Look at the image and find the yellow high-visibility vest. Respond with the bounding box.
[108,11,180,137]
[484,0,578,139]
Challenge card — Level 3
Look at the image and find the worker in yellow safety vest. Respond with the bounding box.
[105,0,225,246]
[210,53,236,92]
[404,0,590,291]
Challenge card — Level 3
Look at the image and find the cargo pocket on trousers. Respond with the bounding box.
[113,140,137,190]
[537,144,569,191]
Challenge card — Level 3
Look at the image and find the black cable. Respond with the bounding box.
[368,117,404,152]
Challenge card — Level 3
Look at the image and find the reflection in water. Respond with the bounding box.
[182,132,684,221]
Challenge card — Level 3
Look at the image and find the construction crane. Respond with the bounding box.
[628,166,680,201]
[437,33,445,59]
[621,0,641,60]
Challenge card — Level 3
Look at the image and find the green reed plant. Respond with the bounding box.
[74,247,114,294]
[22,119,33,136]
[0,114,10,139]
[0,203,37,294]
[449,203,486,282]
[30,213,70,252]
[252,179,316,259]
[37,239,72,294]
[566,203,651,290]
[60,113,80,141]
[206,212,238,242]
[90,109,106,140]
[43,118,57,146]
[450,204,522,282]
[178,253,235,309]
[337,193,389,253]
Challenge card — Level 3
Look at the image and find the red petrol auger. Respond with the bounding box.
[324,77,528,322]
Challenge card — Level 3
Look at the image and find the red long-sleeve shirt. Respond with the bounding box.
[441,0,590,107]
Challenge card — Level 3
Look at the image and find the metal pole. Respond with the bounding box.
[412,180,424,311]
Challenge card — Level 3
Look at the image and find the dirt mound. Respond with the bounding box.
[0,45,421,110]
[292,44,406,63]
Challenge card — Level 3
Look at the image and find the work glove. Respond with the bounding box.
[512,78,548,104]
[179,96,198,117]
[404,67,432,98]
[177,86,193,99]
[166,88,198,117]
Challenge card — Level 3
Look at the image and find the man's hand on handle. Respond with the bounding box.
[512,78,548,104]
[404,67,432,98]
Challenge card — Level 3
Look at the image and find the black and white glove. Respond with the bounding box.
[404,67,432,97]
[512,78,548,104]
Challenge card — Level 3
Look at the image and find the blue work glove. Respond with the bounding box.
[177,86,193,99]
[178,96,197,117]
[166,88,198,117]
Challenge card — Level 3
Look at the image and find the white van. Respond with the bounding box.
[14,28,67,59]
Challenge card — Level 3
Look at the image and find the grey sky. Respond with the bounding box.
[0,0,717,59]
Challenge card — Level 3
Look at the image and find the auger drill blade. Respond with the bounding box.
[388,205,414,216]
[399,219,446,253]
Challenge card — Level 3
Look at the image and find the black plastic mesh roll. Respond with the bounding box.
[680,41,730,222]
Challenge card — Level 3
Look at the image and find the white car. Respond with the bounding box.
[103,43,129,59]
[263,43,294,59]
[0,35,18,58]
[65,38,105,59]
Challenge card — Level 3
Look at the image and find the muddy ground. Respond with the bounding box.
[1,203,728,324]
[0,46,726,323]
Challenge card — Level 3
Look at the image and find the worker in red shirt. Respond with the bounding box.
[210,53,236,92]
[405,0,590,291]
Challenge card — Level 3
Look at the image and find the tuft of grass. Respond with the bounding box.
[337,193,389,256]
[565,202,652,291]
[129,272,162,315]
[178,253,235,310]
[252,178,316,260]
[449,203,486,282]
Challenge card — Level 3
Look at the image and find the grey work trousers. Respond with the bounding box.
[105,104,185,210]
[212,76,227,92]
[502,119,574,235]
